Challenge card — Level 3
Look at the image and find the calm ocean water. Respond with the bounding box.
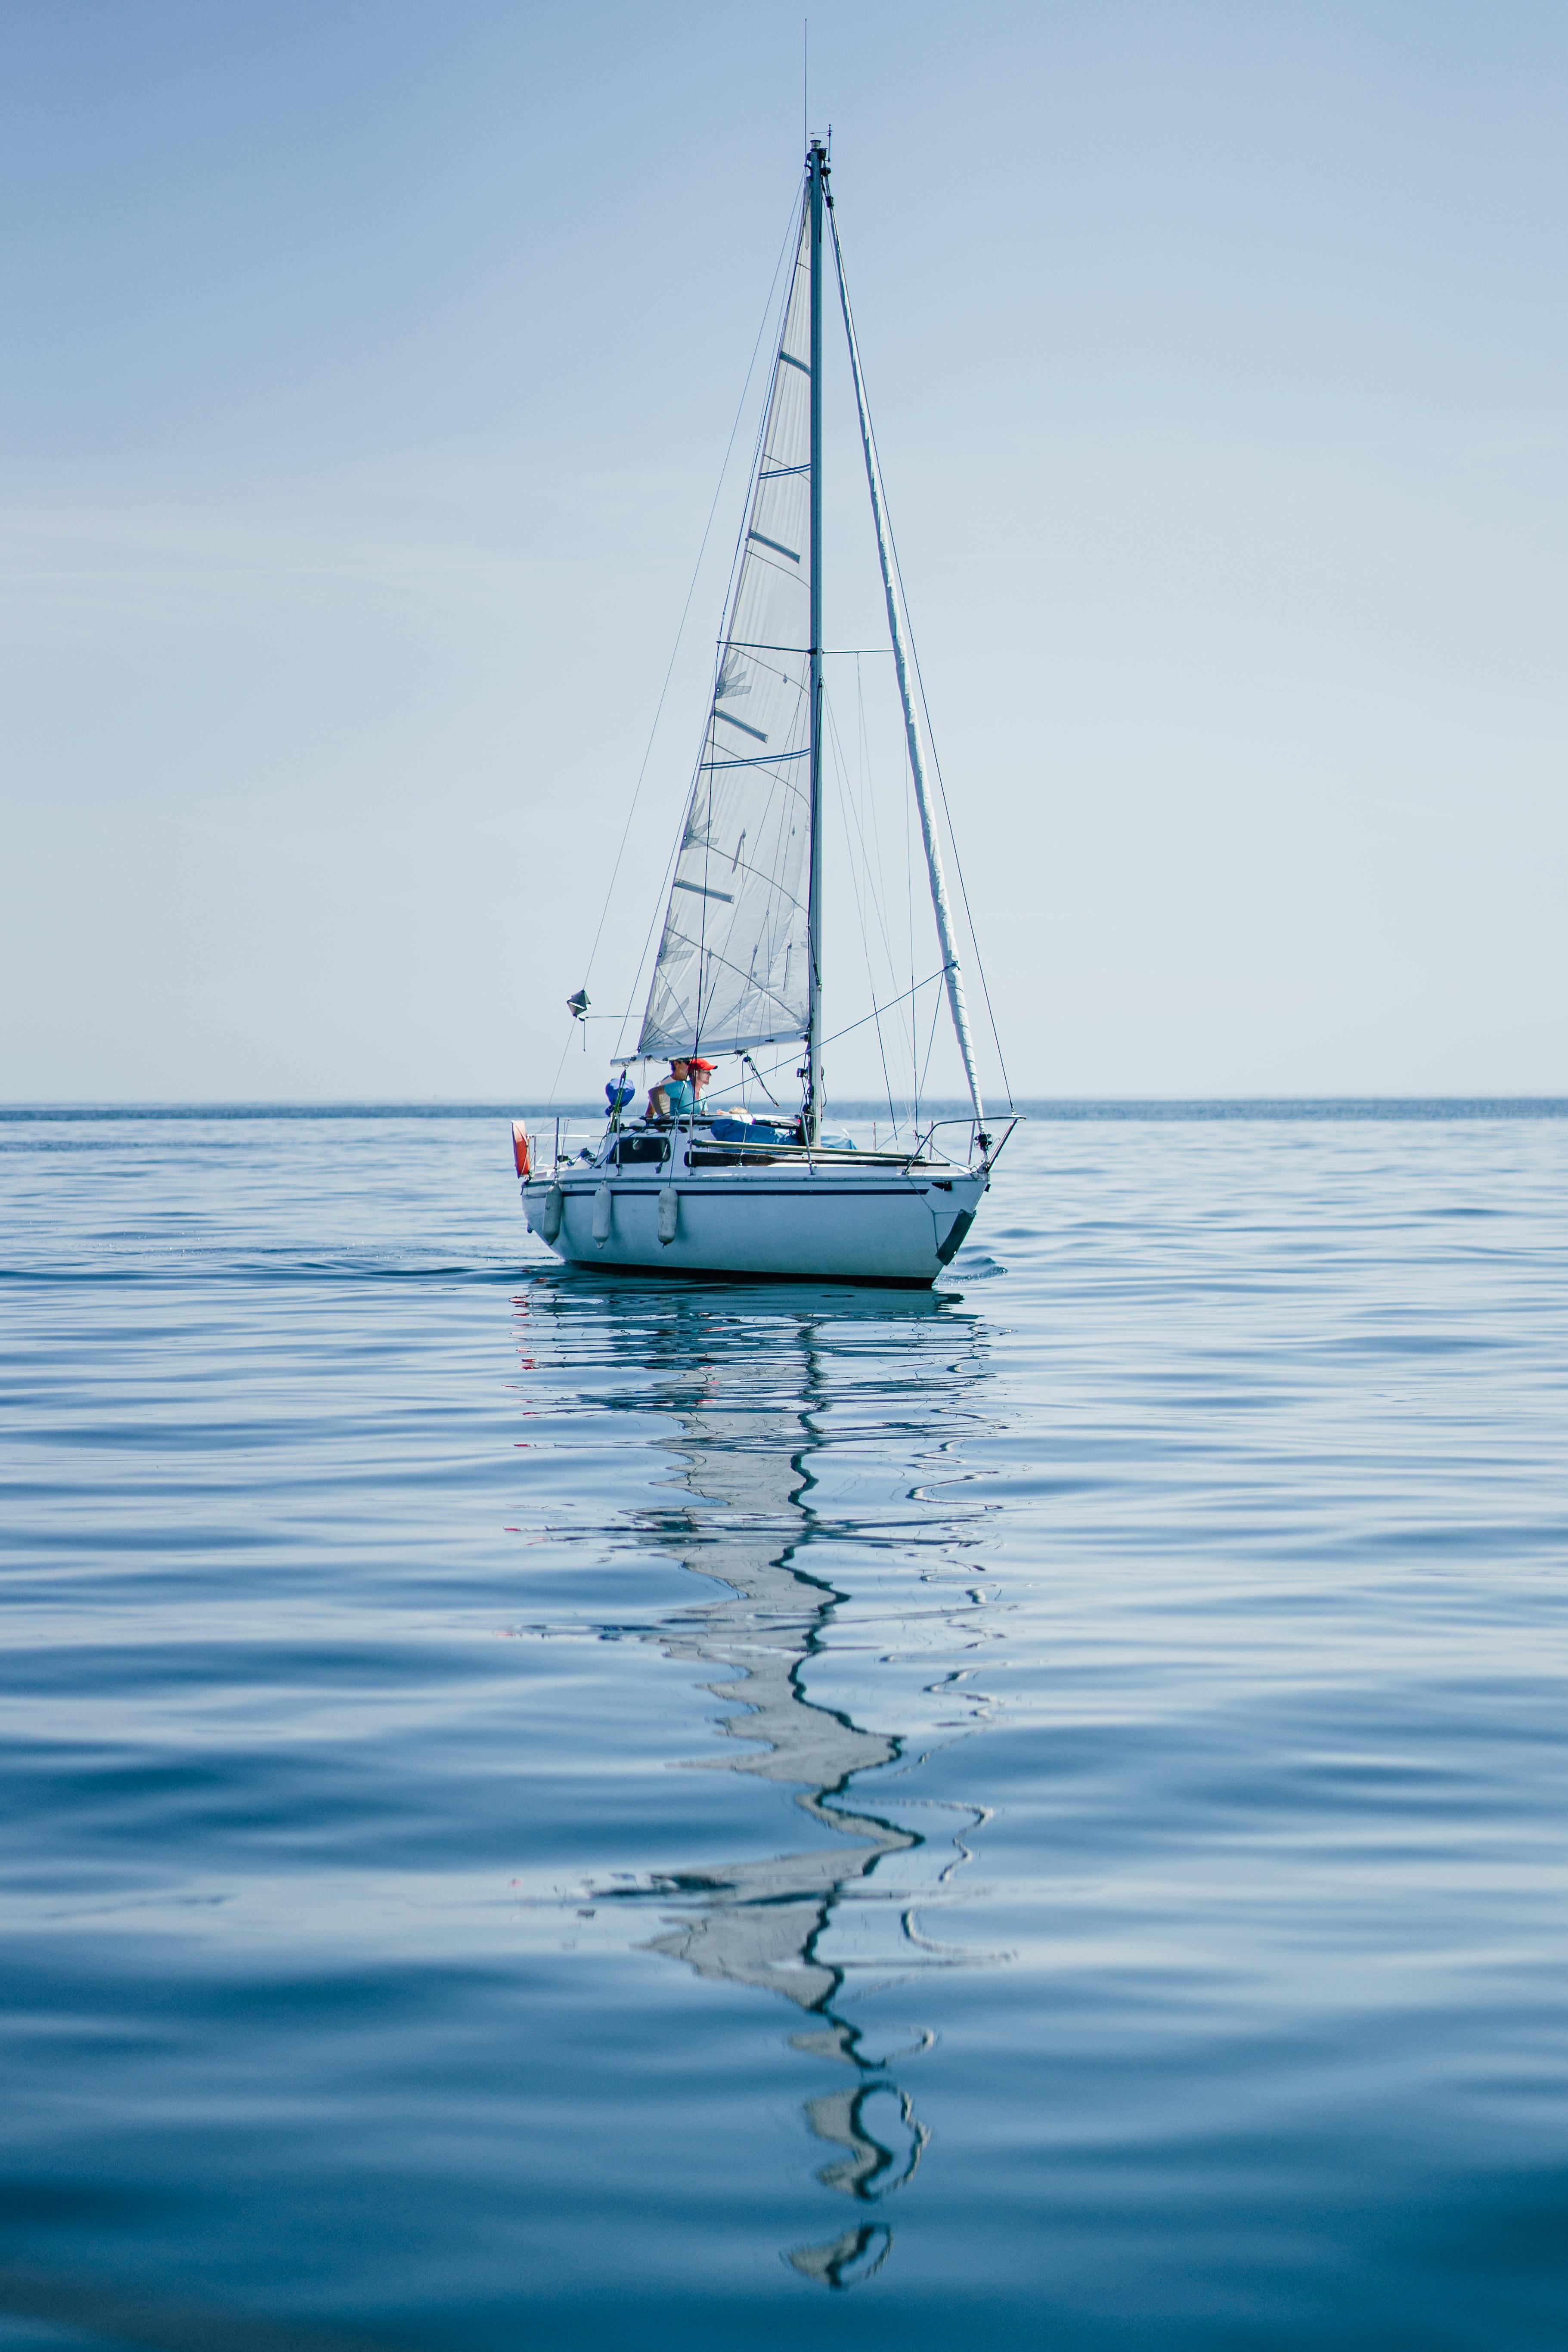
[3,1105,1566,2350]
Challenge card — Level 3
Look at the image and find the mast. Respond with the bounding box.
[804,139,826,1142]
[828,200,988,1138]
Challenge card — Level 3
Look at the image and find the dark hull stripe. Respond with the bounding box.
[536,1187,941,1201]
[548,1258,937,1291]
[936,1207,977,1265]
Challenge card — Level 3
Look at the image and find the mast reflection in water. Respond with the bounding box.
[518,1282,996,2290]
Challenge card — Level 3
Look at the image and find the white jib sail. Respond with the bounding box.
[638,211,814,1063]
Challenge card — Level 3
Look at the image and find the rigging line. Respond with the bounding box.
[887,521,1016,1110]
[742,1050,781,1105]
[694,713,715,1050]
[709,1047,795,1094]
[822,686,887,970]
[823,687,899,1127]
[823,681,902,1042]
[851,649,903,1012]
[852,650,901,1134]
[617,194,811,1064]
[917,951,945,1120]
[661,933,802,1010]
[829,666,896,980]
[708,201,812,674]
[824,966,947,1050]
[855,651,903,1135]
[905,660,917,1109]
[843,652,896,1124]
[577,188,800,1011]
[689,734,815,1048]
[830,211,1015,1112]
[831,198,984,1129]
[613,808,682,1066]
[841,654,902,1110]
[876,487,1014,1107]
[543,1026,576,1116]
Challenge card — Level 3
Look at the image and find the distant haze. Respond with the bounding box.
[4,1,1565,1103]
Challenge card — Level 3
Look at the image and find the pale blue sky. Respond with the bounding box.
[4,1,1565,1100]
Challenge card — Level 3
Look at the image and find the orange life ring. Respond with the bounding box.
[511,1122,531,1178]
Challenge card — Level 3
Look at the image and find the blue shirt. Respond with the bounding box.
[661,1078,693,1113]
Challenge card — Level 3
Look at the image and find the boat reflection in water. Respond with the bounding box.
[547,1282,993,2289]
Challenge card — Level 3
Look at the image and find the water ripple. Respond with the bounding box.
[2,1110,1566,2348]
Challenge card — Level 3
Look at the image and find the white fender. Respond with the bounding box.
[657,1185,678,1245]
[592,1183,612,1244]
[542,1184,564,1244]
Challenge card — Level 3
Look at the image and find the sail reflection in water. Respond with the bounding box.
[519,1282,996,2289]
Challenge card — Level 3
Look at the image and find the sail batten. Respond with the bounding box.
[699,750,808,774]
[638,207,815,1063]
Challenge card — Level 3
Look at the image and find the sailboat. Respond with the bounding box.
[518,140,1011,1287]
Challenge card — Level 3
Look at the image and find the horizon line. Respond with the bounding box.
[3,1093,1566,1119]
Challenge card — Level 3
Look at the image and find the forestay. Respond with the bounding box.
[638,208,815,1061]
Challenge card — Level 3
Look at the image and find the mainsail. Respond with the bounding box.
[638,208,815,1061]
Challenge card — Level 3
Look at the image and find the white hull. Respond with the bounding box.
[522,1153,985,1287]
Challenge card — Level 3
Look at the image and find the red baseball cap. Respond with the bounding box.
[688,1057,716,1071]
